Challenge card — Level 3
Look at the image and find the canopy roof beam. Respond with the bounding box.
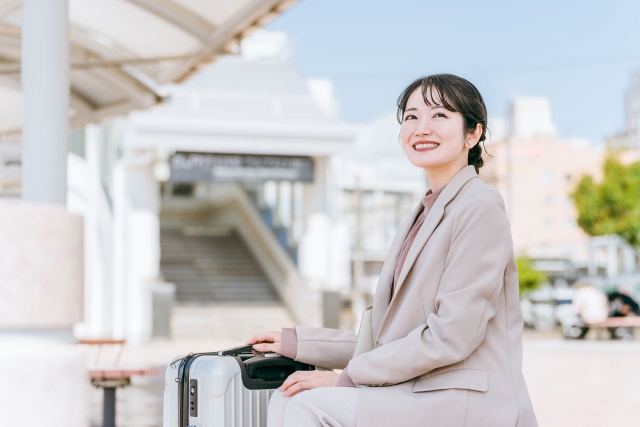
[0,0,21,21]
[125,0,216,43]
[0,51,224,74]
[0,0,300,133]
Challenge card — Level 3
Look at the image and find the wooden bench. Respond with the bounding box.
[80,339,159,427]
[586,317,640,339]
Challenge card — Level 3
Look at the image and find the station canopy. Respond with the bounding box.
[0,0,297,134]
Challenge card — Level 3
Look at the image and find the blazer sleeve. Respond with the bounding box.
[293,326,357,370]
[347,194,512,386]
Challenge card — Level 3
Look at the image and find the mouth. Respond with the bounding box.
[412,141,440,152]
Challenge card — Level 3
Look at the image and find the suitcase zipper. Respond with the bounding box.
[176,352,220,427]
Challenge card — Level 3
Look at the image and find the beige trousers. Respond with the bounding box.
[267,388,360,427]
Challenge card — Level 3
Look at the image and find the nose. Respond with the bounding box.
[414,117,432,137]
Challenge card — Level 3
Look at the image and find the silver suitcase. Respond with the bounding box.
[163,348,313,427]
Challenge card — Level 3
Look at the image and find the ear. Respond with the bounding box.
[466,123,482,148]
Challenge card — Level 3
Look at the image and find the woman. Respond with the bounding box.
[247,74,538,427]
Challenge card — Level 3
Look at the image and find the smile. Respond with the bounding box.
[413,142,440,150]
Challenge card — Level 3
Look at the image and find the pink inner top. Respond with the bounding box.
[390,186,444,299]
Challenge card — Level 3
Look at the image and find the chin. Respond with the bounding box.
[406,155,441,170]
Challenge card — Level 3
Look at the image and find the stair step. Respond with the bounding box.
[160,228,284,324]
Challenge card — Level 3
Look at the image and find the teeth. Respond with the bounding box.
[414,143,439,149]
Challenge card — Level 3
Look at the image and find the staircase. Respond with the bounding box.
[160,226,295,341]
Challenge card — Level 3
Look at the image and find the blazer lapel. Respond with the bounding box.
[371,200,423,337]
[375,166,478,341]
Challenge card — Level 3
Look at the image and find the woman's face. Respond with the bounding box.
[400,87,476,172]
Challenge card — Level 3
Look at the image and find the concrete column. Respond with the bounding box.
[587,241,598,276]
[21,0,69,204]
[79,125,113,339]
[113,154,160,344]
[299,157,329,289]
[303,157,327,217]
[622,244,636,274]
[607,235,619,279]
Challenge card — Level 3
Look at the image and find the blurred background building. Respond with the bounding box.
[67,29,362,344]
[607,70,640,155]
[483,96,604,268]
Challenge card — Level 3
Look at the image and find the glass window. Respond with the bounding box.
[541,170,554,182]
[69,128,85,158]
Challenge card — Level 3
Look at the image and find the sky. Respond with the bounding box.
[266,0,640,144]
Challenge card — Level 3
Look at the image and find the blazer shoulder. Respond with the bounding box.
[456,177,506,209]
[449,178,512,248]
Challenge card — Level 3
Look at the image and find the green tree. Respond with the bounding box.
[571,157,640,246]
[516,256,547,295]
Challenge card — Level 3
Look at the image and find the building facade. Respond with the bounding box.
[482,96,604,265]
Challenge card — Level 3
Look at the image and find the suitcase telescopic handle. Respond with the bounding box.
[234,354,315,390]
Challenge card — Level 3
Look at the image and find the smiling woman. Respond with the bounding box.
[397,74,488,191]
[248,74,538,427]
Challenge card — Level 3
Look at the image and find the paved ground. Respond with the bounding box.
[91,330,640,427]
[522,331,640,427]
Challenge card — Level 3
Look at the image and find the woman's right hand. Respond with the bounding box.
[245,330,282,354]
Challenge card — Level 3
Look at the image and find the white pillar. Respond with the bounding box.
[607,235,619,279]
[21,0,69,204]
[587,241,598,276]
[79,125,113,339]
[113,154,160,344]
[622,244,636,274]
[299,157,329,290]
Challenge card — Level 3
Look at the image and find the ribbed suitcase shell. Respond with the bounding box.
[163,355,274,427]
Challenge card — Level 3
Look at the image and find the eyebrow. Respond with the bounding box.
[404,104,445,113]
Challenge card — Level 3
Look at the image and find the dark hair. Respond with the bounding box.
[396,74,488,174]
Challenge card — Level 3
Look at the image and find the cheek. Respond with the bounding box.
[399,124,416,155]
[434,122,464,150]
[399,123,413,145]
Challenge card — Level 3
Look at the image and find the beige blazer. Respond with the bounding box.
[292,166,538,427]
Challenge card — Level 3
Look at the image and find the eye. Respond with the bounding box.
[433,112,447,118]
[403,114,417,121]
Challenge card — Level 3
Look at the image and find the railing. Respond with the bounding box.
[258,205,298,265]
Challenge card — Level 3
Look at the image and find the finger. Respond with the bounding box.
[252,343,279,353]
[246,331,280,345]
[280,371,311,391]
[245,333,274,345]
[279,373,302,392]
[282,381,311,397]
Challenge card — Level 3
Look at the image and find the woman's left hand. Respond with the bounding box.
[279,370,340,397]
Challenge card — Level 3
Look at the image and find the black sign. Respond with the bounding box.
[170,152,314,183]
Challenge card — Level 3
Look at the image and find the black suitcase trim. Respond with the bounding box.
[234,355,315,390]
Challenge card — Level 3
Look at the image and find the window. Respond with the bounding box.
[541,170,554,182]
[69,128,85,158]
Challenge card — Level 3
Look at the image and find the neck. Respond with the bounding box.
[424,159,468,192]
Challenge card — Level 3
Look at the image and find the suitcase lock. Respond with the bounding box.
[189,379,197,417]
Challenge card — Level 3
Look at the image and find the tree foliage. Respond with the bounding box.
[516,256,547,295]
[571,157,640,247]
